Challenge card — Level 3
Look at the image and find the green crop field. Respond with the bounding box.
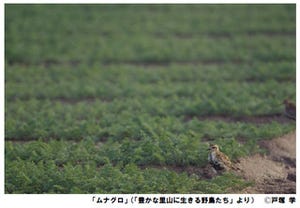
[5,4,296,194]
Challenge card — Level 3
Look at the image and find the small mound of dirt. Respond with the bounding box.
[234,132,296,194]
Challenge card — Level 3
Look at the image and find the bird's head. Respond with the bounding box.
[283,99,289,105]
[208,144,220,152]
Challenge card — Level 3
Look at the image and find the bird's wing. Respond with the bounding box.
[218,152,232,167]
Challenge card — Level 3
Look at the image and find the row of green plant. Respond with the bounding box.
[6,139,252,194]
[7,62,297,84]
[6,33,295,64]
[6,81,295,105]
[5,159,251,194]
[5,98,295,140]
[6,5,294,36]
[6,61,295,86]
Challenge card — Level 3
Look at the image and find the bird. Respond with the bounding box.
[207,144,232,173]
[282,99,296,120]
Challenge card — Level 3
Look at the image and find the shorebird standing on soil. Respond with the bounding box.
[283,99,296,120]
[208,144,232,173]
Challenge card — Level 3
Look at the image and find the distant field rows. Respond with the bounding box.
[6,61,295,102]
[6,36,295,64]
[6,5,295,64]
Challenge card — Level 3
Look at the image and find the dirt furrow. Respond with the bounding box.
[184,114,293,124]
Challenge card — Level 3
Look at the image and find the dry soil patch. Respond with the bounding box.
[234,131,296,194]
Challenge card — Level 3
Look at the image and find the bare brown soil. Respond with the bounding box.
[8,57,290,69]
[234,131,296,194]
[154,31,295,39]
[6,96,113,104]
[184,114,292,124]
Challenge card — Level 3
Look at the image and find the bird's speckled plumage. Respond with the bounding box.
[208,144,232,172]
